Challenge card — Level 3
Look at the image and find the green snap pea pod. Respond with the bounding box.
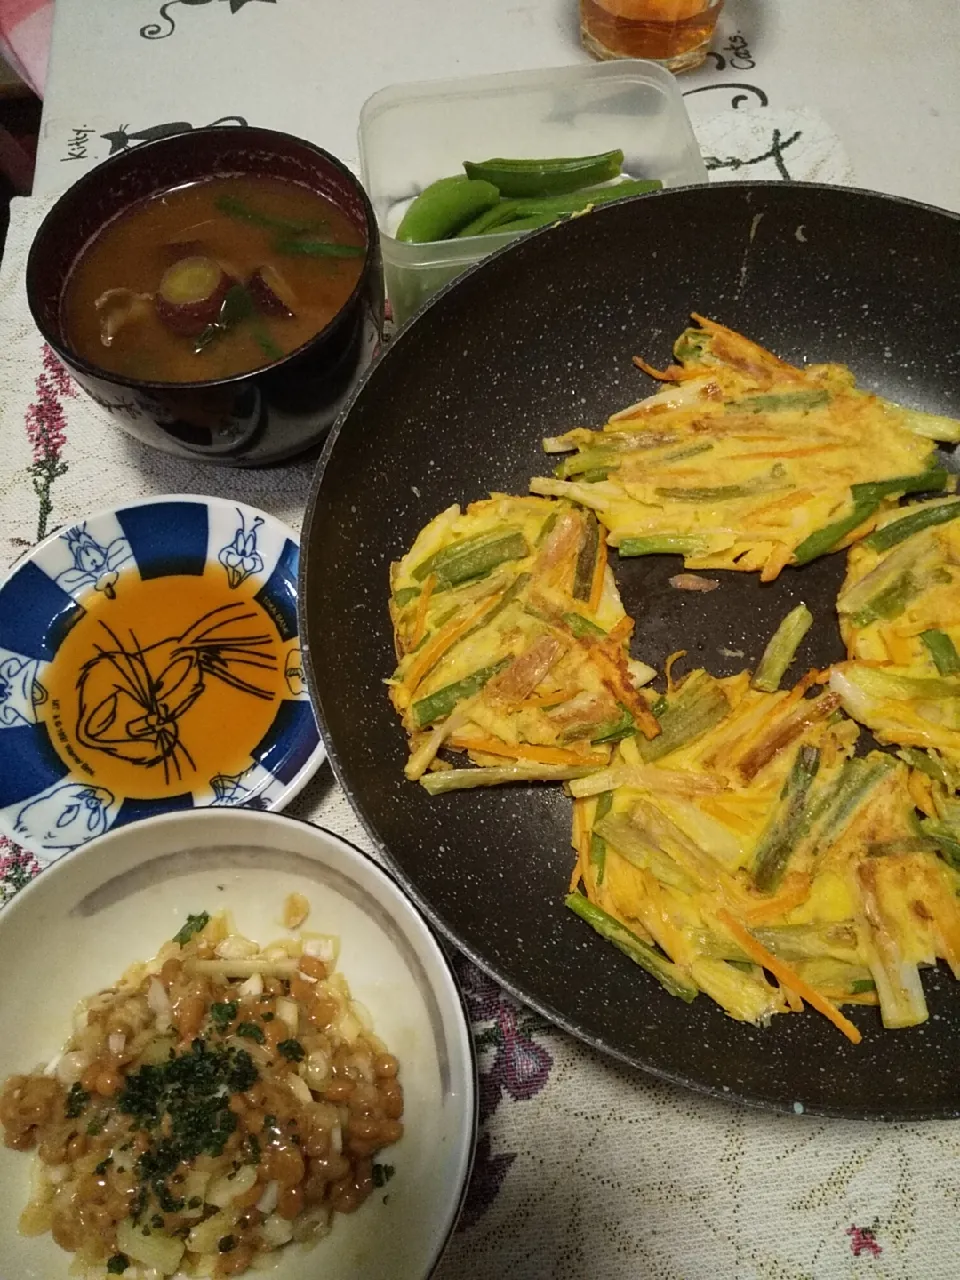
[455,201,524,238]
[456,178,662,237]
[463,149,625,198]
[412,659,512,729]
[920,629,960,675]
[413,529,529,586]
[509,178,662,215]
[863,498,960,553]
[396,176,500,244]
[564,893,698,1002]
[482,213,560,235]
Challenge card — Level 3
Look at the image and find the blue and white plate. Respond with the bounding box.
[0,495,324,862]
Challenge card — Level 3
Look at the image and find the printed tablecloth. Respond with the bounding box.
[2,173,960,1276]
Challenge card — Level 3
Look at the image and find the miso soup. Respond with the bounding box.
[62,175,367,383]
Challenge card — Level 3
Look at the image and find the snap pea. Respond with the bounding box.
[396,176,500,244]
[456,178,663,239]
[463,149,625,198]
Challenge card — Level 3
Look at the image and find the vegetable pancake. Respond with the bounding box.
[388,495,658,789]
[566,660,960,1036]
[531,315,960,580]
[831,494,960,792]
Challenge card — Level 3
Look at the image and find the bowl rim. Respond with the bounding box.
[0,806,478,1277]
[26,124,381,393]
[0,490,326,845]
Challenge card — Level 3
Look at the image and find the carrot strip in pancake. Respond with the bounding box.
[403,587,507,696]
[409,573,437,650]
[716,909,862,1044]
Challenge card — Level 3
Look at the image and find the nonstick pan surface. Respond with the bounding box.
[301,183,960,1119]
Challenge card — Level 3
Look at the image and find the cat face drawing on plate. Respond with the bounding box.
[76,601,277,783]
[14,784,114,851]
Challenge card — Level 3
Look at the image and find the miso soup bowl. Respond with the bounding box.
[26,127,384,466]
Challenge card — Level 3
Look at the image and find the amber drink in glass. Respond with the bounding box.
[580,0,723,73]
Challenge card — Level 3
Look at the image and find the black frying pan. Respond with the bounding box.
[300,183,960,1119]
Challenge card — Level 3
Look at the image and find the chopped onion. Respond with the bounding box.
[147,978,172,1031]
[108,1033,126,1057]
[238,971,264,998]
[43,1055,61,1078]
[303,936,338,964]
[330,1123,343,1155]
[206,1162,257,1208]
[186,1209,232,1254]
[296,969,318,985]
[337,1011,362,1045]
[291,1205,332,1244]
[349,1000,374,1033]
[46,1164,70,1186]
[116,1217,185,1272]
[215,934,260,960]
[276,997,299,1035]
[260,1212,295,1248]
[287,1073,313,1105]
[55,1052,91,1086]
[256,1179,279,1215]
[302,1049,331,1092]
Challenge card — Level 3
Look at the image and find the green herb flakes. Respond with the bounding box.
[236,1021,266,1044]
[173,912,210,947]
[209,1000,238,1031]
[106,1256,129,1275]
[373,1162,396,1188]
[65,1082,89,1118]
[277,1038,305,1062]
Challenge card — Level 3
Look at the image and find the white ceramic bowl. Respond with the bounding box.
[0,810,476,1279]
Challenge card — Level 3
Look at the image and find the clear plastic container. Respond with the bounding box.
[358,61,707,325]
